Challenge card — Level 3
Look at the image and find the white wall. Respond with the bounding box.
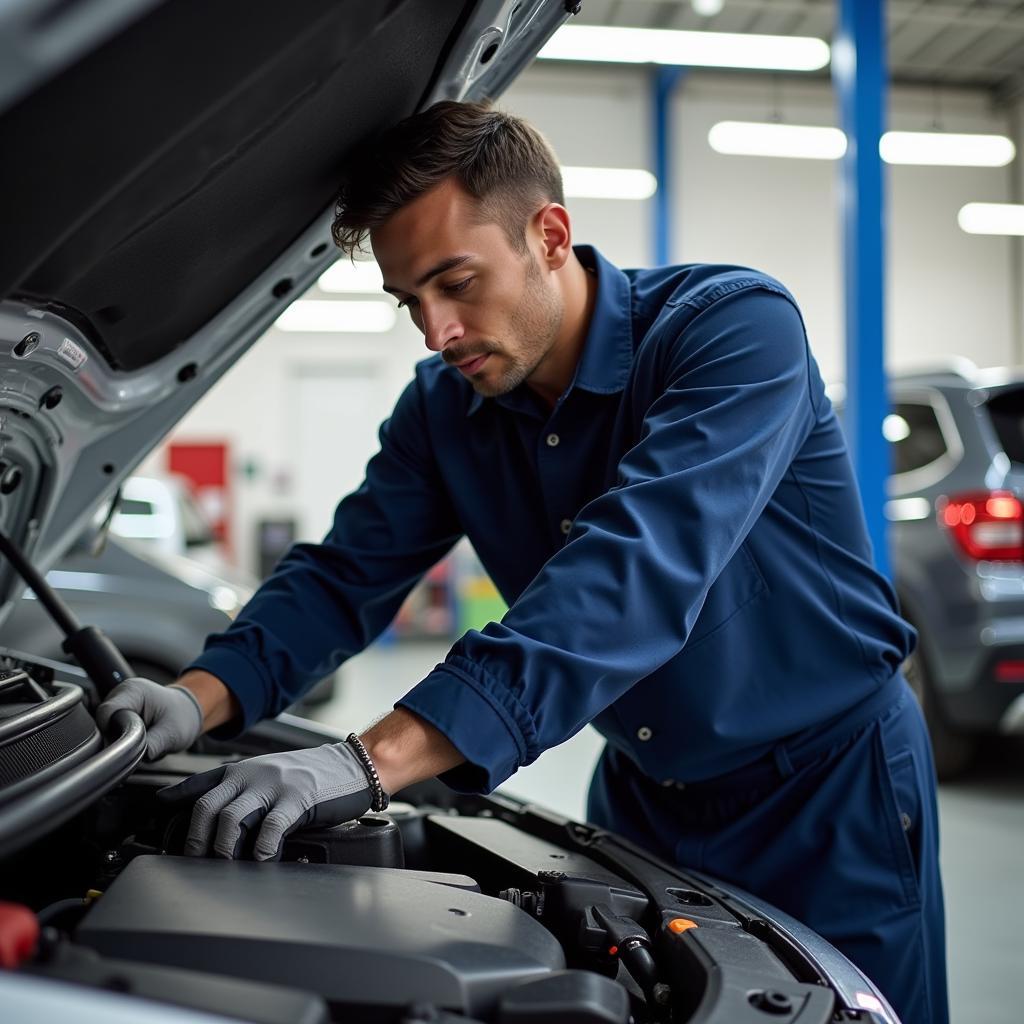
[139,318,429,570]
[500,64,652,268]
[147,64,1023,573]
[885,85,1018,377]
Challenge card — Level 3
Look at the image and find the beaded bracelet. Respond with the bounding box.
[345,732,390,812]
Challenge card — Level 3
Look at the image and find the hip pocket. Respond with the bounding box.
[876,737,923,908]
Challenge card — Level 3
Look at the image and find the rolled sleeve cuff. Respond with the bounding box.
[397,658,537,794]
[184,645,273,739]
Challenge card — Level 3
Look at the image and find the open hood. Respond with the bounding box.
[0,0,569,619]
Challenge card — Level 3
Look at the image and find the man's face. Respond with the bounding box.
[370,179,563,398]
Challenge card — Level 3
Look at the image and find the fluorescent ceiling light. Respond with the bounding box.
[958,203,1024,236]
[275,300,397,333]
[708,123,1012,167]
[708,121,847,160]
[318,260,384,294]
[562,166,657,200]
[881,131,1015,167]
[692,0,725,15]
[538,26,830,71]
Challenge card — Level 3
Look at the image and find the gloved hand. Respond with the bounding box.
[96,678,204,761]
[158,743,373,861]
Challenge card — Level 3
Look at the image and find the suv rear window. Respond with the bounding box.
[985,387,1024,463]
[890,402,947,475]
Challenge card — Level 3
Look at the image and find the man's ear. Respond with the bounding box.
[533,203,572,271]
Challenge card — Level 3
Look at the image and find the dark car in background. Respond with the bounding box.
[0,527,339,708]
[0,535,251,686]
[0,2,900,1022]
[837,364,1024,777]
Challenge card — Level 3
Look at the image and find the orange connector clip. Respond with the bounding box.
[668,917,698,935]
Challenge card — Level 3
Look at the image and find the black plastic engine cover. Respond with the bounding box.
[78,855,565,1016]
[31,945,329,1024]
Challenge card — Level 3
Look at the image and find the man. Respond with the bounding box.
[98,101,946,1023]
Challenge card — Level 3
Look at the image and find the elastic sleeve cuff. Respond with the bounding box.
[397,662,530,794]
[183,646,274,739]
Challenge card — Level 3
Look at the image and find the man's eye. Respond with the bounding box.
[444,278,473,295]
[396,296,419,310]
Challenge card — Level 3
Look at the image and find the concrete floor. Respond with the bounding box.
[308,640,1023,1024]
[936,749,1024,1024]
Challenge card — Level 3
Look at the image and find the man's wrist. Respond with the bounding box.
[175,669,241,733]
[360,707,464,795]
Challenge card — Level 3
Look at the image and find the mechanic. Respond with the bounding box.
[98,101,947,1024]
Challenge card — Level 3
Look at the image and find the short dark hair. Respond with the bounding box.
[331,101,564,258]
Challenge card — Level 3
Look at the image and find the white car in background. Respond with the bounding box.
[107,475,227,570]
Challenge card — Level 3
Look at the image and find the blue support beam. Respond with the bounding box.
[651,66,686,267]
[834,0,891,577]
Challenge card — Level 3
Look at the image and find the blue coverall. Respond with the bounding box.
[190,245,948,1024]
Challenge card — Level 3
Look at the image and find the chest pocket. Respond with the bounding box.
[684,542,767,650]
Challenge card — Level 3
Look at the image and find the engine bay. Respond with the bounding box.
[0,650,885,1024]
[0,659,880,1019]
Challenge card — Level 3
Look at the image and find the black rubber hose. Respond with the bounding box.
[0,529,79,636]
[35,897,88,927]
[0,708,146,857]
[0,529,134,697]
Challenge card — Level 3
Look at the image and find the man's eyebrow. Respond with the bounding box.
[382,254,474,294]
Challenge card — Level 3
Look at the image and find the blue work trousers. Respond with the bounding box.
[587,676,948,1024]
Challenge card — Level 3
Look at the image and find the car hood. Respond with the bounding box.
[0,0,568,619]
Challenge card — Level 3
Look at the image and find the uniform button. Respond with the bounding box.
[674,782,686,791]
[637,726,653,741]
[560,518,573,535]
[546,433,560,447]
[661,778,675,787]
[901,812,912,832]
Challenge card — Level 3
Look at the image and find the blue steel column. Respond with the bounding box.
[651,67,686,267]
[834,0,891,577]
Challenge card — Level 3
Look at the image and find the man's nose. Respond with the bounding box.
[421,302,464,352]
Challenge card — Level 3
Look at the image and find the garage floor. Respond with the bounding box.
[308,640,1023,1024]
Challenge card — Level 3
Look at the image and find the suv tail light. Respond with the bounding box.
[937,491,1024,561]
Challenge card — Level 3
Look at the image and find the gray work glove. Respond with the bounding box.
[158,743,373,861]
[96,677,204,761]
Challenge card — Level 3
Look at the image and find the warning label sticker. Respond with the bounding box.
[57,338,87,370]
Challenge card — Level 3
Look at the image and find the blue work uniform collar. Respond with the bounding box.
[466,244,634,417]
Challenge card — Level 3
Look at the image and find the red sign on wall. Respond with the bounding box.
[167,442,231,553]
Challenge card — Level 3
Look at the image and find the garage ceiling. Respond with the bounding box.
[575,1,1024,99]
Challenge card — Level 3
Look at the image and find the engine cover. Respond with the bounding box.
[78,855,565,1017]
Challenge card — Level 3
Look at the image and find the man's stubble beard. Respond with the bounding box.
[473,255,563,398]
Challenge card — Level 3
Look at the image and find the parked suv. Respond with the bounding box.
[843,364,1024,777]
